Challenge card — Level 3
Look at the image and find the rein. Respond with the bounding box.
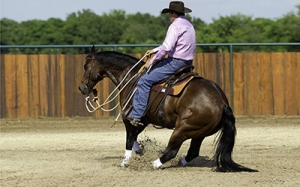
[84,54,148,121]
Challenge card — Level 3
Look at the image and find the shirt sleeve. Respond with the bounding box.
[150,25,178,63]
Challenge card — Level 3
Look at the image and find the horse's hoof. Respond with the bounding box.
[120,162,128,167]
[152,159,163,169]
[120,159,130,167]
[133,141,143,155]
[178,157,188,167]
[135,150,142,155]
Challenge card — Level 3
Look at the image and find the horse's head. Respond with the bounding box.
[78,45,104,95]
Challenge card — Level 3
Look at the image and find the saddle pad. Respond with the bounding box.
[151,76,194,96]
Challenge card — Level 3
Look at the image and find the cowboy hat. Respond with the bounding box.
[161,1,192,14]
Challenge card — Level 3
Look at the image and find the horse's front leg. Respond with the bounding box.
[120,128,136,167]
[133,140,142,154]
[120,122,145,167]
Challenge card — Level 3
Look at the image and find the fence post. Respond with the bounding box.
[229,44,234,111]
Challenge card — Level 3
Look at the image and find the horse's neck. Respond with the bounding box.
[105,68,135,88]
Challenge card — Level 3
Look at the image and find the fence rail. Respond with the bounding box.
[1,51,299,118]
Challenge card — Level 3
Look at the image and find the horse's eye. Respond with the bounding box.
[84,64,88,70]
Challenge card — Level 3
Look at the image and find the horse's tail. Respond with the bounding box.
[213,105,258,172]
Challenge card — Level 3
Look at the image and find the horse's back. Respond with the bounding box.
[186,78,228,105]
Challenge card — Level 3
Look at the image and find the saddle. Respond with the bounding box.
[151,65,196,96]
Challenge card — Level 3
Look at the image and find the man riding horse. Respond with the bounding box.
[78,1,257,172]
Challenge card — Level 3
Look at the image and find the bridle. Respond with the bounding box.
[84,56,97,94]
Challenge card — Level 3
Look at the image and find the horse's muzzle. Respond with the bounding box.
[78,84,89,95]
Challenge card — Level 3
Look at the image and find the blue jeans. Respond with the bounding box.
[129,57,192,120]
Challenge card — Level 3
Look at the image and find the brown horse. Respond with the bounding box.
[78,45,257,172]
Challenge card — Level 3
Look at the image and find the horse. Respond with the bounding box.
[78,45,257,172]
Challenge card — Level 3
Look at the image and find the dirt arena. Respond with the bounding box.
[1,116,299,187]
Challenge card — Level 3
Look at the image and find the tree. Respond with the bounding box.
[1,5,300,54]
[0,18,20,45]
[98,10,126,45]
[0,18,21,53]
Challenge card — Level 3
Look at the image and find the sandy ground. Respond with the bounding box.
[1,116,300,187]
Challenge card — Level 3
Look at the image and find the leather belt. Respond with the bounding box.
[171,57,192,63]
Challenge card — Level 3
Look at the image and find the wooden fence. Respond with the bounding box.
[0,52,299,118]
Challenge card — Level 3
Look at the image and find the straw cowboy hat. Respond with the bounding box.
[161,1,192,14]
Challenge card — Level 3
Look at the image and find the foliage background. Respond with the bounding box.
[1,5,300,54]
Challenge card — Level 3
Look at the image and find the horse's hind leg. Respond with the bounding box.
[153,130,187,168]
[179,137,204,166]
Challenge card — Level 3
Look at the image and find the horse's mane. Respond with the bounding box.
[94,51,144,71]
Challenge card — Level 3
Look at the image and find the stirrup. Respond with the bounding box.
[127,116,144,126]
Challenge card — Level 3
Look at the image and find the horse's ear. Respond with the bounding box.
[97,48,102,52]
[91,45,96,55]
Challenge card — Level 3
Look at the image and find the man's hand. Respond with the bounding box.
[145,49,154,57]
